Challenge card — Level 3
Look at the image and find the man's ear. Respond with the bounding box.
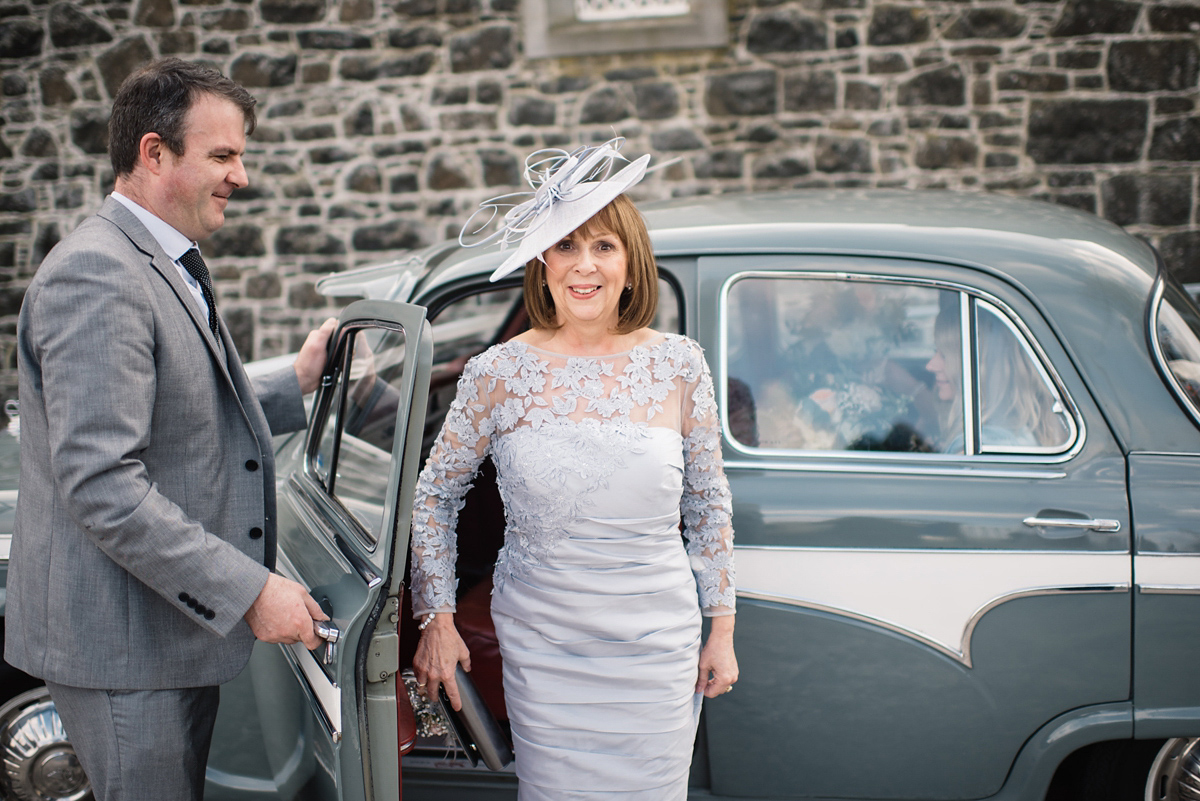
[138,132,166,175]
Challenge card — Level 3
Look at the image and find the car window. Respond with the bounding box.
[723,274,1075,457]
[1152,278,1200,428]
[311,324,411,543]
[974,301,1074,454]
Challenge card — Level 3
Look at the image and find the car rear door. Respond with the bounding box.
[205,299,431,801]
[698,255,1132,800]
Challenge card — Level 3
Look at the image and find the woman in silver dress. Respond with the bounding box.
[409,139,737,800]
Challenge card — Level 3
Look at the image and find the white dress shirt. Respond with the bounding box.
[111,192,211,322]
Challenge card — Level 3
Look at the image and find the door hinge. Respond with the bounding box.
[366,595,400,683]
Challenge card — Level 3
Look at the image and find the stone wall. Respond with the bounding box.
[2,0,1198,402]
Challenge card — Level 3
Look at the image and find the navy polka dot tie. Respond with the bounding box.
[178,248,219,336]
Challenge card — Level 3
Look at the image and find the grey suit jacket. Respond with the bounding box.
[5,197,308,689]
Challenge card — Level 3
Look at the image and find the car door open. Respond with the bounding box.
[205,299,432,801]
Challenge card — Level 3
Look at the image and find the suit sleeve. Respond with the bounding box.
[28,249,268,637]
[252,365,307,435]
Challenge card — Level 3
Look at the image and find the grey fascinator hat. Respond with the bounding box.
[459,137,652,282]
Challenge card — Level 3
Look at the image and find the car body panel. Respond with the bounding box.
[1129,453,1200,737]
[695,252,1134,799]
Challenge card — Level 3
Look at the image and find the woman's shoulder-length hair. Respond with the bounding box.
[523,193,659,335]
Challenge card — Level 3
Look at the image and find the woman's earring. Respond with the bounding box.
[625,282,632,290]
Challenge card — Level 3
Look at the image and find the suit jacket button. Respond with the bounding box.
[249,527,263,540]
[195,604,208,615]
[245,459,259,471]
[179,592,191,603]
[187,597,198,609]
[204,609,216,621]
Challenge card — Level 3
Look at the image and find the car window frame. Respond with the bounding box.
[305,319,411,552]
[717,269,1085,465]
[1147,272,1200,433]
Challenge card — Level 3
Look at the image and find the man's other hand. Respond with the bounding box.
[293,318,338,395]
[244,573,328,650]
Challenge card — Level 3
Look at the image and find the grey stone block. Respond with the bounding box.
[1102,173,1192,226]
[1150,117,1200,162]
[898,65,965,106]
[943,8,1026,40]
[0,20,43,59]
[276,226,345,255]
[1027,99,1147,164]
[96,36,154,97]
[868,5,930,46]
[1051,0,1139,37]
[450,26,513,73]
[706,71,776,117]
[915,136,977,169]
[747,9,827,54]
[1108,41,1199,93]
[261,0,326,24]
[69,107,110,154]
[231,53,297,87]
[48,4,113,48]
[784,71,837,112]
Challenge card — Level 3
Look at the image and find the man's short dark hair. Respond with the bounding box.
[108,58,257,178]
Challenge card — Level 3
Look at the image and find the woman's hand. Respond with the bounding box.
[696,615,738,699]
[413,614,472,711]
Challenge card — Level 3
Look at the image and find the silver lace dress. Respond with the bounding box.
[411,333,736,800]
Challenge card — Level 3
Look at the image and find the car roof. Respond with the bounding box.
[421,189,1159,295]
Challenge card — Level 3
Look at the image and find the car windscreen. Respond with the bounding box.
[1152,277,1200,428]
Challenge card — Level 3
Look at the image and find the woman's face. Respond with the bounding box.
[541,225,628,331]
[925,348,958,401]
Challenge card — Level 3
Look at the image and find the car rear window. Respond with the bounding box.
[1152,278,1200,427]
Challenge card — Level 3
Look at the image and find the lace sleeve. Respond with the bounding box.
[410,356,496,617]
[678,340,736,616]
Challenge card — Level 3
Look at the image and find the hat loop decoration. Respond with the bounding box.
[459,136,652,282]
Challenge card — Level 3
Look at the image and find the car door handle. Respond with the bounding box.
[1022,516,1121,533]
[315,621,341,665]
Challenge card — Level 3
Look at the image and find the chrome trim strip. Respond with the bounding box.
[975,300,1080,454]
[735,544,1130,555]
[714,266,1086,464]
[0,533,10,562]
[738,583,1128,668]
[1146,276,1200,430]
[1139,585,1200,595]
[723,458,1067,479]
[960,292,976,455]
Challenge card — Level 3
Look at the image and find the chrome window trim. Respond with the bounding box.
[959,292,976,455]
[1139,585,1200,595]
[975,300,1079,455]
[716,268,1086,465]
[734,544,1130,555]
[723,458,1067,480]
[1147,275,1200,430]
[737,583,1129,668]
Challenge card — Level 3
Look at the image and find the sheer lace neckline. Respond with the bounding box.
[514,332,670,359]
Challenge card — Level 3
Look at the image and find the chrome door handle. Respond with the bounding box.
[315,621,341,665]
[1023,517,1121,533]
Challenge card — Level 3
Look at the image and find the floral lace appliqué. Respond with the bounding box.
[410,334,736,616]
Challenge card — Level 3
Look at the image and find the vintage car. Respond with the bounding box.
[2,189,1200,801]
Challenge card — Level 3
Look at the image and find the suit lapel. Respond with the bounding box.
[97,198,270,447]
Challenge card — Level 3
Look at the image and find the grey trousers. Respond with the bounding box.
[45,681,220,801]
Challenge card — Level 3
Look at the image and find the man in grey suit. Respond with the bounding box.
[5,59,337,800]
